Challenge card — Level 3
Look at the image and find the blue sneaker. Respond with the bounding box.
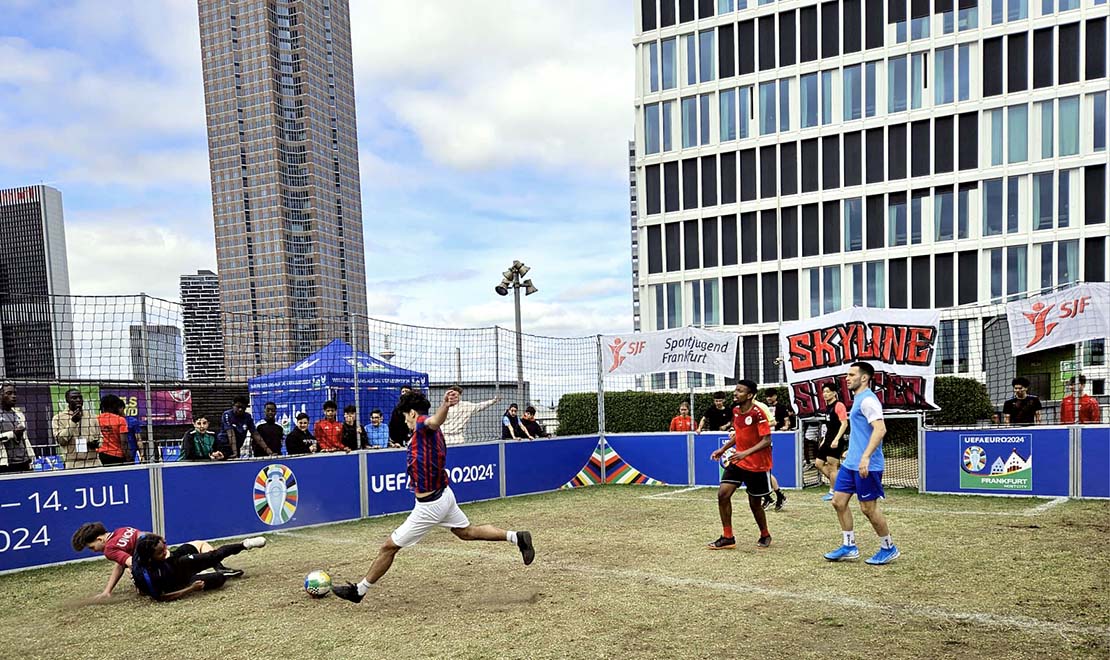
[823,545,860,561]
[865,545,901,565]
[821,492,834,502]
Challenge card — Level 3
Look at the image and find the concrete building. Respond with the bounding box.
[198,0,369,379]
[632,0,1108,391]
[181,269,225,381]
[0,185,75,380]
[130,325,185,382]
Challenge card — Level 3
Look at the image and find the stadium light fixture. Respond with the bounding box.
[494,261,538,399]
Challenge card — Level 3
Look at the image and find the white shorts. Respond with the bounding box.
[391,486,470,548]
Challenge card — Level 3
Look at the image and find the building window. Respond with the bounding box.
[1040,100,1054,159]
[938,319,955,373]
[699,29,716,82]
[662,38,677,89]
[911,51,927,110]
[1007,246,1028,299]
[910,190,925,244]
[1039,242,1054,289]
[989,248,1003,301]
[957,184,973,239]
[866,260,885,307]
[699,93,712,145]
[823,266,842,313]
[1059,169,1072,227]
[645,104,660,154]
[1008,104,1028,163]
[720,89,736,142]
[845,197,863,251]
[779,78,791,132]
[1033,172,1053,230]
[865,60,878,117]
[1094,92,1107,153]
[1059,95,1079,156]
[760,81,777,135]
[821,69,835,124]
[682,96,698,148]
[844,64,862,121]
[889,194,908,246]
[739,86,751,139]
[662,100,675,151]
[935,187,954,240]
[959,4,978,30]
[1008,0,1027,21]
[685,33,697,85]
[648,42,660,93]
[1058,239,1079,284]
[1007,176,1022,233]
[984,178,1004,235]
[991,0,1004,24]
[936,47,954,105]
[801,73,819,127]
[888,55,907,113]
[666,281,683,328]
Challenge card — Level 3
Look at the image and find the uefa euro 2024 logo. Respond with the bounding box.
[253,464,298,525]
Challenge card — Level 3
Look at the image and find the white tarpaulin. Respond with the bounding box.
[778,307,941,416]
[601,327,738,377]
[1006,282,1110,356]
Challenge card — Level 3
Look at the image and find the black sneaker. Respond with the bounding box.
[332,582,364,604]
[757,535,772,548]
[517,531,535,566]
[775,491,787,511]
[762,495,774,510]
[708,535,736,550]
[218,568,244,578]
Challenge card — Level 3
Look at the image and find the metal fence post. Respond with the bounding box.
[350,312,360,424]
[596,335,607,483]
[494,327,500,401]
[138,294,156,463]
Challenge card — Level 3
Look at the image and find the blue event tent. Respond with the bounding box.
[248,339,428,431]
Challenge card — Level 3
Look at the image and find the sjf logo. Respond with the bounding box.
[1022,296,1092,348]
[607,337,647,373]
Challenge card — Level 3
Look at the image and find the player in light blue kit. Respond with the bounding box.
[823,361,900,565]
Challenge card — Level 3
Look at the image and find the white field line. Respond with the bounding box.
[643,494,1072,517]
[277,530,1107,640]
[642,486,711,499]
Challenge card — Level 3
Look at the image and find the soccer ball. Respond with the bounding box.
[719,447,736,468]
[304,570,332,597]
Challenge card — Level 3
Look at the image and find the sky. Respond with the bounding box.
[0,0,637,338]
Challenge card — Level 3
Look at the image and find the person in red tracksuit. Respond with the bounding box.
[314,400,349,453]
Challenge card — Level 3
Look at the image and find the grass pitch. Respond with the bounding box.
[2,485,1107,659]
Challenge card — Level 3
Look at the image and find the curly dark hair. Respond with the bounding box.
[71,522,107,551]
[133,534,164,566]
[397,391,431,416]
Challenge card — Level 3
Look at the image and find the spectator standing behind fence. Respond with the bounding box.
[342,405,367,450]
[97,394,133,466]
[389,385,416,447]
[1061,376,1102,424]
[440,386,500,444]
[285,413,317,455]
[365,409,390,449]
[1003,377,1042,425]
[0,382,33,474]
[178,416,226,461]
[315,401,349,453]
[51,388,99,469]
[219,396,259,459]
[764,390,797,431]
[696,392,732,433]
[669,402,695,431]
[521,406,549,439]
[502,403,529,440]
[255,402,284,457]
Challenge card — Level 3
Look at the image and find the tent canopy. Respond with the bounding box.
[248,339,428,429]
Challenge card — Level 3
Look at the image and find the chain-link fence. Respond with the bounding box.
[0,286,1103,484]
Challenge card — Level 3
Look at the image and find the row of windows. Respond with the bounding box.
[647,238,1106,331]
[643,178,1106,276]
[642,120,1107,213]
[641,0,1102,34]
[981,20,1108,97]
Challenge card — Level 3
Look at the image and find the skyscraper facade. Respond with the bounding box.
[180,270,225,381]
[0,185,75,380]
[633,0,1108,389]
[198,0,369,380]
[130,325,185,382]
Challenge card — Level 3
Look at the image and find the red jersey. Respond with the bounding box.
[729,401,773,472]
[314,419,345,451]
[104,526,144,566]
[97,413,129,458]
[669,415,694,432]
[1060,395,1102,424]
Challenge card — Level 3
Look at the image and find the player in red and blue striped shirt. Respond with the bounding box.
[332,389,535,603]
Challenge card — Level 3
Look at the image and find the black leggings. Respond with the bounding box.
[171,543,245,591]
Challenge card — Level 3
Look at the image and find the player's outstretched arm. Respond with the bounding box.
[159,580,205,602]
[95,562,127,599]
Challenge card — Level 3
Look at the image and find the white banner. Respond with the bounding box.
[779,307,941,416]
[601,327,738,377]
[1006,283,1110,356]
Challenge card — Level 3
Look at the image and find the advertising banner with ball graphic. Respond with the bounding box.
[959,432,1033,491]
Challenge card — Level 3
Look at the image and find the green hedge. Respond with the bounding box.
[556,377,990,435]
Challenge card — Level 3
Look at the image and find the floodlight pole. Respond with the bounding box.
[514,281,524,400]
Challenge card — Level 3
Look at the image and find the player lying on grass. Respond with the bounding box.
[130,533,266,602]
[331,389,535,604]
[71,522,248,600]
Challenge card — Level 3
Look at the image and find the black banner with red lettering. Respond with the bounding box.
[779,308,940,415]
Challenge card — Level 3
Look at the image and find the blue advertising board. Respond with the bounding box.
[604,434,689,485]
[0,466,154,573]
[1079,426,1110,499]
[161,453,362,543]
[364,443,502,518]
[504,436,600,496]
[692,431,798,488]
[923,428,1071,496]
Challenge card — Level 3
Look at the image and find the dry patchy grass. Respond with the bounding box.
[0,486,1107,660]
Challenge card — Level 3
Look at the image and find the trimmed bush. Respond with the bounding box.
[929,376,995,426]
[557,387,788,436]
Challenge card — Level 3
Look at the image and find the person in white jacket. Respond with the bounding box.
[440,386,499,445]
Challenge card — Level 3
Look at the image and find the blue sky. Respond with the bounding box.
[0,0,635,337]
